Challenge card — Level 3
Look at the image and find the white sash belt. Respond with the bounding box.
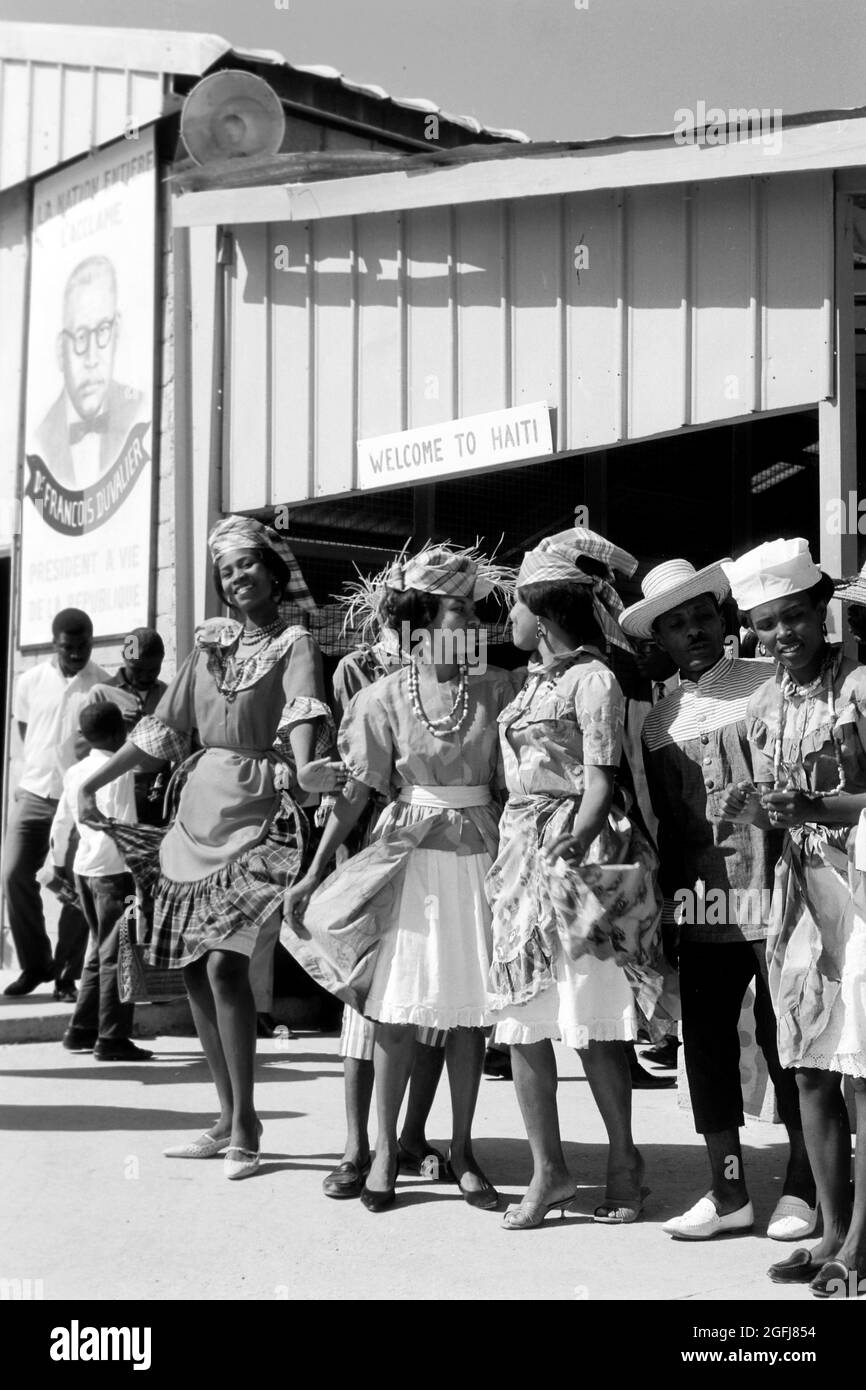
[398,784,491,809]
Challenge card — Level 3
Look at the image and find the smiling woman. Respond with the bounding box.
[76,514,338,1179]
[722,537,866,1297]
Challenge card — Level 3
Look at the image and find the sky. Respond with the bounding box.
[0,0,864,141]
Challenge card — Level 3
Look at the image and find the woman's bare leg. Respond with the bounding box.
[581,1040,643,1200]
[796,1068,852,1262]
[510,1039,574,1204]
[445,1026,493,1192]
[400,1041,446,1156]
[828,1077,864,1272]
[206,949,259,1152]
[366,1021,415,1193]
[183,956,233,1137]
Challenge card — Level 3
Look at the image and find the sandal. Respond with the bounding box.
[594,1186,650,1224]
[502,1193,577,1230]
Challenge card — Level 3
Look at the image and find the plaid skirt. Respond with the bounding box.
[103,791,307,969]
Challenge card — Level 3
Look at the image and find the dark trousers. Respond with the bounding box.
[679,940,803,1136]
[71,872,135,1040]
[2,789,89,984]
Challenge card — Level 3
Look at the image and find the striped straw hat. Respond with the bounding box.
[619,558,731,639]
[835,560,866,606]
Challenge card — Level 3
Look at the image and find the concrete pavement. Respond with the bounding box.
[0,1029,826,1302]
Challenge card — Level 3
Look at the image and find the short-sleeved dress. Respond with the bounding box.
[319,662,518,1029]
[118,619,333,969]
[488,648,662,1047]
[747,650,866,1076]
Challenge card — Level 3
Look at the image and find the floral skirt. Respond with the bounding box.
[768,830,866,1077]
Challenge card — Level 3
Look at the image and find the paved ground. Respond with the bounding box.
[0,1020,827,1303]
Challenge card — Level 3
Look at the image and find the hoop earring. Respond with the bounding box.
[535,620,545,640]
[758,641,767,657]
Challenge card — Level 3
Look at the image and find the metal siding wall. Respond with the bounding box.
[454,201,508,417]
[762,172,833,410]
[690,180,754,423]
[405,207,454,429]
[0,185,29,550]
[0,62,30,190]
[227,224,270,510]
[626,186,689,439]
[509,197,561,411]
[0,60,165,191]
[30,63,62,172]
[311,217,356,496]
[270,221,313,504]
[564,190,622,449]
[356,212,402,441]
[228,172,833,507]
[60,67,96,162]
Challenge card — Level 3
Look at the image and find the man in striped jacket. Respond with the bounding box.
[620,558,815,1245]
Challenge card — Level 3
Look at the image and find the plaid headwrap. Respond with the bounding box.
[386,543,514,602]
[208,515,316,611]
[517,528,637,653]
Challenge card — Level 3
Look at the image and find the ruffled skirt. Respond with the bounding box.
[492,948,638,1047]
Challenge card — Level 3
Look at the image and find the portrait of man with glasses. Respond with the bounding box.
[31,254,146,494]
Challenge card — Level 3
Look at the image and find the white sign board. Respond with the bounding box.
[20,130,156,647]
[357,402,554,490]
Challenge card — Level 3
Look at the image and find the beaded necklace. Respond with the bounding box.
[218,624,284,703]
[239,615,285,646]
[773,645,846,797]
[407,659,470,736]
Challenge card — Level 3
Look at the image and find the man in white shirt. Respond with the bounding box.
[51,702,152,1061]
[2,608,109,998]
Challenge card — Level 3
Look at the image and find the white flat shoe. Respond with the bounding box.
[767,1195,818,1241]
[163,1132,231,1159]
[224,1147,261,1180]
[664,1197,754,1240]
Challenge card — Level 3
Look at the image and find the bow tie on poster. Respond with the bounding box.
[69,414,110,445]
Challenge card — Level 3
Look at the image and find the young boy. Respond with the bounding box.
[50,702,153,1062]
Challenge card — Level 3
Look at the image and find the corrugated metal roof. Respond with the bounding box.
[0,20,527,192]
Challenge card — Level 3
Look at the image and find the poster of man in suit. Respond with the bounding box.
[20,129,156,647]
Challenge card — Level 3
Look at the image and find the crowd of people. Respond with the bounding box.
[3,513,865,1297]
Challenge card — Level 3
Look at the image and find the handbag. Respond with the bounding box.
[117,899,187,1005]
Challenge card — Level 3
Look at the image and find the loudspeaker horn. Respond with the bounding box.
[180,70,286,166]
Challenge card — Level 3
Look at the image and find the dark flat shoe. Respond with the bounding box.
[445,1156,500,1211]
[629,1062,676,1089]
[767,1248,825,1284]
[360,1182,396,1212]
[810,1258,866,1299]
[322,1159,371,1199]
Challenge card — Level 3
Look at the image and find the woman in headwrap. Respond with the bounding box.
[720,538,866,1297]
[486,528,663,1229]
[78,516,337,1179]
[285,544,517,1212]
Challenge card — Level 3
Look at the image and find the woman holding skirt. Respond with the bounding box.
[79,516,337,1179]
[487,528,664,1230]
[721,538,866,1297]
[286,545,517,1212]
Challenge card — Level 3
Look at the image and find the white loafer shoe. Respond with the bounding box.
[767,1196,818,1241]
[664,1196,754,1240]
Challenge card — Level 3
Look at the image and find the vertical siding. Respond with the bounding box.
[0,59,166,191]
[0,185,29,551]
[311,217,356,496]
[270,220,314,504]
[405,207,454,429]
[225,171,835,506]
[762,172,833,409]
